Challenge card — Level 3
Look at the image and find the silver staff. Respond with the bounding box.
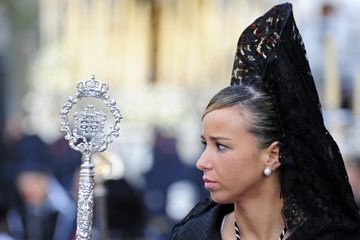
[60,75,122,240]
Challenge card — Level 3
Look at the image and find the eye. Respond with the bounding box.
[201,139,207,148]
[216,143,227,152]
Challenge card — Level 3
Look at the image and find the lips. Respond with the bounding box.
[203,177,217,190]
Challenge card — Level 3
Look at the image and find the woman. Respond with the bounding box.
[170,3,360,240]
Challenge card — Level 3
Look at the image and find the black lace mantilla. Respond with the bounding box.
[281,195,305,231]
[230,2,360,237]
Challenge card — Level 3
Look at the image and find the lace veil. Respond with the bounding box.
[230,2,360,235]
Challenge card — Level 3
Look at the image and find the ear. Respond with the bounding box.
[263,141,281,171]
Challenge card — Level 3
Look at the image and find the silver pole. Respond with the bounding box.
[95,181,108,240]
[76,153,95,240]
[60,75,122,240]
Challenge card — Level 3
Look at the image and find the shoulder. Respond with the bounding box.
[169,195,233,240]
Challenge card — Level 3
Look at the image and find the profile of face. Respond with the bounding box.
[196,85,281,204]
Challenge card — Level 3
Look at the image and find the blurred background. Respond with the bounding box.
[0,0,360,239]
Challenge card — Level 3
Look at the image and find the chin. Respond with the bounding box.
[210,193,233,204]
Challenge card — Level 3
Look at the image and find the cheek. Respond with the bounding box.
[221,150,261,180]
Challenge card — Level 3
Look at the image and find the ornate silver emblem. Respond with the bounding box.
[60,75,122,240]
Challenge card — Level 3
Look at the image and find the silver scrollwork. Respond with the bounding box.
[60,75,122,240]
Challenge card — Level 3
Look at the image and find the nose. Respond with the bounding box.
[196,150,212,171]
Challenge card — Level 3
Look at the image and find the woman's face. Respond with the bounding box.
[197,105,268,204]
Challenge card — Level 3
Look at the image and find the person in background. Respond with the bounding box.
[170,3,360,240]
[104,178,147,240]
[6,135,76,240]
[144,130,202,239]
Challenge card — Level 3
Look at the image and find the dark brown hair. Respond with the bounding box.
[204,84,282,148]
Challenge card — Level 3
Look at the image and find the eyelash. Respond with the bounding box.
[201,140,227,152]
[216,143,227,152]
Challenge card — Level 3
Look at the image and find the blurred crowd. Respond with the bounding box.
[0,127,80,240]
[0,120,203,240]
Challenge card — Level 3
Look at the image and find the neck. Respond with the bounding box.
[233,176,285,240]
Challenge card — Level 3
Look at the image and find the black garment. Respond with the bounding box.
[170,195,360,240]
[170,195,231,240]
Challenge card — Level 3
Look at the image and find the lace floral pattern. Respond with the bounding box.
[281,195,305,231]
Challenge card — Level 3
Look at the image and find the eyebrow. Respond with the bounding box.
[201,135,232,141]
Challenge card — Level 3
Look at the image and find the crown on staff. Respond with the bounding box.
[77,74,109,98]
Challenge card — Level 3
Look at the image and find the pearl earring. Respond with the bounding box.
[264,167,272,176]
